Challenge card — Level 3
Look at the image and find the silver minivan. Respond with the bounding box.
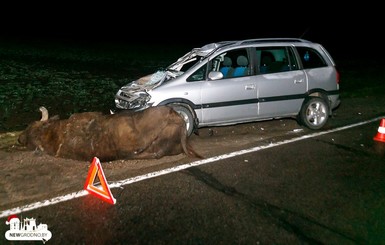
[115,38,340,136]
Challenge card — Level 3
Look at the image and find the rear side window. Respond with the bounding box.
[296,47,327,69]
[255,46,298,74]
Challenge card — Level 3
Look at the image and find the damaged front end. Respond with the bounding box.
[114,70,169,110]
[115,42,219,111]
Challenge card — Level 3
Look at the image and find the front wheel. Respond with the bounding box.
[169,105,195,136]
[298,97,329,130]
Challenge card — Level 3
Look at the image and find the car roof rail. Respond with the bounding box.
[239,38,311,45]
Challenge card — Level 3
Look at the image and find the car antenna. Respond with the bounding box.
[299,27,310,39]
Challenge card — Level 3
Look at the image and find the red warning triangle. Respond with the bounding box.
[84,157,116,205]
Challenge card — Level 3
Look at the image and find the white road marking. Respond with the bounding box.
[1,116,384,218]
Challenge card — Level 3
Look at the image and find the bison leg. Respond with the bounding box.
[131,126,183,159]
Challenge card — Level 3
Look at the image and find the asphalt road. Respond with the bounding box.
[1,115,385,244]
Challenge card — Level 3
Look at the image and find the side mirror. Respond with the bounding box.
[208,71,223,81]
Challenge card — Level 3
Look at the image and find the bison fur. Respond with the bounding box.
[18,106,202,161]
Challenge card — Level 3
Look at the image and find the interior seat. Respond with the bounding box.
[233,55,249,77]
[220,57,234,78]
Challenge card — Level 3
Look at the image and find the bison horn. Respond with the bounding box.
[39,106,49,121]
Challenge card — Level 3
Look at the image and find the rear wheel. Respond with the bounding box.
[298,97,329,130]
[169,105,194,136]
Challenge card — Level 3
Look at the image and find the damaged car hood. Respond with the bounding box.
[114,70,174,110]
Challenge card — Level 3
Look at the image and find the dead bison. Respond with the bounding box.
[18,106,202,161]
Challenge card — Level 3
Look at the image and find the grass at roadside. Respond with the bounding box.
[0,39,191,132]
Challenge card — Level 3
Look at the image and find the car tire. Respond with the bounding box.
[169,105,195,136]
[298,97,329,130]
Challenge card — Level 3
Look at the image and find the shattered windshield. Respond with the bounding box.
[134,43,218,87]
[134,71,167,86]
[167,43,218,72]
[146,70,167,85]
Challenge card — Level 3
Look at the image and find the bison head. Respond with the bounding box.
[18,106,56,149]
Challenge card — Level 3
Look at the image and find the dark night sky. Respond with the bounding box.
[0,8,383,60]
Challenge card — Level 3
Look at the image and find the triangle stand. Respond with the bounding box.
[84,157,116,205]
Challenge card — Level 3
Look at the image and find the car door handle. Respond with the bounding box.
[245,84,256,90]
[294,79,304,84]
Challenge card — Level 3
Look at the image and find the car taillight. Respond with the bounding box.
[336,68,340,85]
